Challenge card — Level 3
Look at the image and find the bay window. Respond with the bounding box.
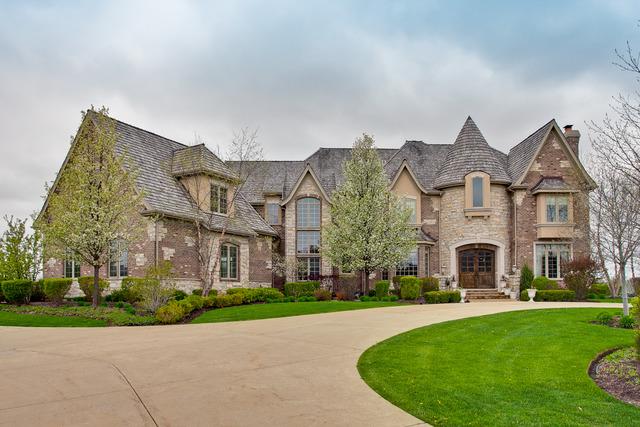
[546,195,569,223]
[396,248,418,277]
[535,243,571,279]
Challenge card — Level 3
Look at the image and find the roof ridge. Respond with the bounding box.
[508,119,555,154]
[110,115,189,148]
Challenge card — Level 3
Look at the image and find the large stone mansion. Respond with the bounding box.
[42,112,595,293]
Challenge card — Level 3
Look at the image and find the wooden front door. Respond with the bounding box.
[458,247,495,289]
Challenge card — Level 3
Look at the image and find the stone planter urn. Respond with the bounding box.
[527,288,537,302]
[510,290,517,300]
[459,288,467,303]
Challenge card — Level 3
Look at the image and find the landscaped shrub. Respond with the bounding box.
[314,288,332,301]
[335,291,348,301]
[172,289,188,301]
[562,256,596,300]
[155,301,187,324]
[183,294,205,311]
[42,278,73,304]
[424,290,461,304]
[78,276,110,302]
[227,287,284,303]
[1,280,32,305]
[367,289,377,297]
[212,294,244,308]
[520,264,534,290]
[191,288,203,296]
[535,290,575,302]
[31,279,46,302]
[375,280,390,298]
[391,275,401,289]
[589,283,610,297]
[399,276,419,300]
[360,295,370,302]
[595,312,613,326]
[297,296,317,302]
[419,277,439,294]
[284,281,320,298]
[0,287,3,302]
[531,276,558,290]
[107,277,144,303]
[619,315,636,329]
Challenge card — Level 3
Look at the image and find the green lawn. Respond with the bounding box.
[0,310,107,327]
[358,308,639,426]
[192,301,400,323]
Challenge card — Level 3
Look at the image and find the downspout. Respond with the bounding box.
[155,219,159,269]
[513,193,517,271]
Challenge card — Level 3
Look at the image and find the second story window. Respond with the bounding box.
[211,184,228,214]
[296,197,321,281]
[546,195,569,223]
[266,203,280,225]
[296,197,320,228]
[402,197,417,224]
[472,177,483,207]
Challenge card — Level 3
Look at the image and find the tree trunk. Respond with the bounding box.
[620,261,629,316]
[363,269,370,294]
[93,265,100,308]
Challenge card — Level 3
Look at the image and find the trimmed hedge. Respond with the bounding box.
[419,277,439,294]
[399,276,420,300]
[1,280,33,305]
[375,280,390,298]
[535,290,575,302]
[424,290,461,304]
[531,276,558,290]
[589,284,609,297]
[227,287,284,303]
[43,278,72,304]
[284,281,320,298]
[31,279,46,302]
[78,276,110,301]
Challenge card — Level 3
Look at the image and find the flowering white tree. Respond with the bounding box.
[36,107,144,307]
[323,134,415,293]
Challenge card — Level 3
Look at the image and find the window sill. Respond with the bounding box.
[464,208,492,218]
[535,223,574,239]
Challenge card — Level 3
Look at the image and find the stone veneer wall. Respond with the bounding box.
[420,194,440,275]
[438,184,511,281]
[44,215,273,295]
[514,128,591,269]
[284,172,332,282]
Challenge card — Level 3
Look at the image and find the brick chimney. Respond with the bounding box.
[563,124,580,157]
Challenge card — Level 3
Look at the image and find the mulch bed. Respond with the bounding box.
[589,347,640,407]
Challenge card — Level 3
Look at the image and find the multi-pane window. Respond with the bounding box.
[296,198,321,280]
[109,240,128,278]
[402,197,417,224]
[64,250,80,278]
[397,248,418,277]
[266,203,280,225]
[535,244,571,279]
[424,248,430,276]
[210,184,228,214]
[298,257,320,281]
[381,270,389,280]
[472,177,484,208]
[546,195,569,223]
[220,243,238,280]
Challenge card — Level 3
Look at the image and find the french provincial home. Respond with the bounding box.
[43,112,595,295]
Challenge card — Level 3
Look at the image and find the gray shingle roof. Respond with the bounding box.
[433,117,512,189]
[507,120,554,184]
[172,144,237,180]
[384,141,451,192]
[227,160,306,204]
[102,115,275,237]
[530,177,570,193]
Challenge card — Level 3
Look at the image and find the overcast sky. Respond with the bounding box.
[1,0,639,225]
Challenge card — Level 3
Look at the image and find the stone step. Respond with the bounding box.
[464,289,511,300]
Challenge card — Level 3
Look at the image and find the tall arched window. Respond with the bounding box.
[296,197,321,280]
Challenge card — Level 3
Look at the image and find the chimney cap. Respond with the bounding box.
[563,124,573,132]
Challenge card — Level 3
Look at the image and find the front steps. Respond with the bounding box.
[464,289,510,300]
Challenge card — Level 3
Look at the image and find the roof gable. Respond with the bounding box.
[281,164,332,205]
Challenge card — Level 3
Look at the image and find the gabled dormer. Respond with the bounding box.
[172,144,239,215]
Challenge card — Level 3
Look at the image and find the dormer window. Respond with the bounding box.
[401,197,417,224]
[211,184,228,214]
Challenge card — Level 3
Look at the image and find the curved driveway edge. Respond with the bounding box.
[0,301,622,426]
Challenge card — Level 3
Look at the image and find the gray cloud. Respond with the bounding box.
[0,0,638,228]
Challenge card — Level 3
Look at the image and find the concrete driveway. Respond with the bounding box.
[0,301,620,426]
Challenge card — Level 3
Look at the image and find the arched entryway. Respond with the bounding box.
[457,244,496,289]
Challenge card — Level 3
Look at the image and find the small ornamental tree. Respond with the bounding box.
[0,215,42,282]
[36,107,144,307]
[323,134,415,293]
[519,264,534,291]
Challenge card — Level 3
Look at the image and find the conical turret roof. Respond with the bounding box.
[433,116,511,189]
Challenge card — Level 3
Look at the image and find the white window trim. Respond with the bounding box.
[532,241,573,280]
